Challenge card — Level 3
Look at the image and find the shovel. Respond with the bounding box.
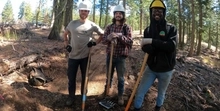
[125,53,149,111]
[99,41,116,109]
[82,49,92,111]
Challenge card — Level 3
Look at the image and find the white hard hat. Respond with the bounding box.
[114,5,125,12]
[78,1,91,11]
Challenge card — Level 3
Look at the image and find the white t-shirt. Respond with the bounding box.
[66,19,104,59]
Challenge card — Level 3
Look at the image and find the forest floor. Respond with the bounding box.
[0,28,220,111]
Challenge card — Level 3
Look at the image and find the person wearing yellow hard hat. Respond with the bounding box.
[133,0,178,111]
[63,0,104,106]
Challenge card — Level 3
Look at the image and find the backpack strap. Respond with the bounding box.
[122,24,127,36]
[166,23,171,35]
[110,23,127,36]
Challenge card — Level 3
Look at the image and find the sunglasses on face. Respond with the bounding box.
[152,8,163,14]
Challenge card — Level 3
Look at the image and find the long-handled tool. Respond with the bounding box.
[125,53,149,111]
[106,42,114,96]
[82,49,92,111]
[99,42,116,109]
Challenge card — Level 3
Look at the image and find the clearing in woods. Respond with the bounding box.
[0,28,220,111]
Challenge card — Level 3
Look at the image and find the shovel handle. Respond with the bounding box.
[82,49,92,111]
[106,43,114,95]
[125,53,148,111]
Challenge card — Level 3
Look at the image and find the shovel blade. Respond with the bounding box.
[99,99,115,109]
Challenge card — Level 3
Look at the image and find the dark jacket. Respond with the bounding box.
[142,0,177,72]
[142,23,177,72]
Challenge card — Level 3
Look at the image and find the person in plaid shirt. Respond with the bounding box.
[101,4,133,106]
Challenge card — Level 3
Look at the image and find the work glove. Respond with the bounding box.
[142,44,154,54]
[111,38,117,45]
[87,40,96,47]
[65,45,72,52]
[141,38,152,47]
[107,33,118,41]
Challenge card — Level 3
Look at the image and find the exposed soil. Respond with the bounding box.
[0,28,220,111]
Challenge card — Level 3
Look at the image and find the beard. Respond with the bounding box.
[115,16,123,21]
[152,14,163,23]
[80,14,88,20]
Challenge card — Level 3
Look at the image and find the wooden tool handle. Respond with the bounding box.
[125,53,149,111]
[82,49,92,111]
[106,43,114,95]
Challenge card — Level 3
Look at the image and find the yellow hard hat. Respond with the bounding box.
[150,0,165,9]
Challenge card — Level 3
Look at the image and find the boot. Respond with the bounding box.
[155,105,161,111]
[134,108,141,111]
[118,95,124,105]
[98,91,106,99]
[66,97,74,106]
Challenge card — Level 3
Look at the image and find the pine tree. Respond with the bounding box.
[1,0,14,24]
[25,3,33,22]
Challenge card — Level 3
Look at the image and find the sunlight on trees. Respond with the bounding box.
[0,0,219,53]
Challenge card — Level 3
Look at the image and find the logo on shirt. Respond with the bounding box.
[159,31,165,36]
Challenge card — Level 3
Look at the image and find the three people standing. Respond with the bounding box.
[63,0,177,111]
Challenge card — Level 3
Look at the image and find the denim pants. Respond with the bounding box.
[134,66,173,108]
[106,55,126,96]
[67,57,88,98]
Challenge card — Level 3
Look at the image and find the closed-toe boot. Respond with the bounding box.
[155,105,161,111]
[66,97,74,106]
[118,95,124,105]
[134,107,141,111]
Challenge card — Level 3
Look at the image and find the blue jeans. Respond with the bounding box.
[67,57,88,98]
[134,66,173,108]
[106,55,126,96]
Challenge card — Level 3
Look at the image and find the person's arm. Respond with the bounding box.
[63,29,70,47]
[141,27,155,54]
[151,25,177,52]
[95,34,103,44]
[91,23,104,44]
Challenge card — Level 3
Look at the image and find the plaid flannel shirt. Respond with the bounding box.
[102,24,133,57]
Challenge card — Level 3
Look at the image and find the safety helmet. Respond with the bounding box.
[113,5,125,12]
[150,0,166,9]
[78,1,91,11]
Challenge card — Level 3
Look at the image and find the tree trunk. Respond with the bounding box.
[50,1,56,28]
[188,0,195,57]
[207,22,211,49]
[93,0,96,22]
[139,0,143,35]
[178,0,182,49]
[35,0,42,28]
[182,21,185,50]
[215,23,219,52]
[104,0,109,28]
[187,21,191,45]
[99,0,104,27]
[64,0,73,28]
[196,1,202,56]
[123,0,126,10]
[48,0,66,40]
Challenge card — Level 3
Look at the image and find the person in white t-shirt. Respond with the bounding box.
[63,0,104,106]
